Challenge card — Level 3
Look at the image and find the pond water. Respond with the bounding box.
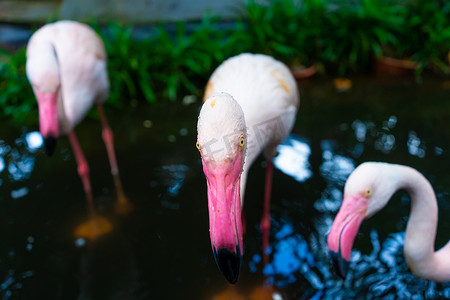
[1,76,450,299]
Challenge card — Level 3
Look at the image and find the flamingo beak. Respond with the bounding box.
[212,244,241,284]
[327,195,368,279]
[202,157,243,284]
[43,136,58,156]
[328,246,349,279]
[36,91,59,156]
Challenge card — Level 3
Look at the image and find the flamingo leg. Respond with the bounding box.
[68,131,95,216]
[261,160,273,265]
[68,131,112,240]
[96,104,133,215]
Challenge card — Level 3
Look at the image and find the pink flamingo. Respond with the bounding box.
[26,20,132,240]
[196,53,300,283]
[327,162,450,282]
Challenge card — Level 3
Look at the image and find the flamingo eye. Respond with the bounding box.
[239,136,245,147]
[363,188,373,197]
[196,140,200,151]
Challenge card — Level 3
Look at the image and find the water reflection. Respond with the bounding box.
[351,115,443,158]
[0,131,43,298]
[408,131,426,158]
[156,164,189,197]
[352,120,371,142]
[382,115,398,131]
[0,140,12,156]
[153,164,189,210]
[375,132,396,153]
[274,135,312,182]
[352,115,399,154]
[77,230,140,299]
[0,269,34,299]
[7,152,34,182]
[259,135,355,294]
[0,131,42,183]
[0,157,5,173]
[0,157,4,187]
[0,236,35,299]
[320,140,354,186]
[24,131,43,153]
[263,222,317,288]
[10,187,29,199]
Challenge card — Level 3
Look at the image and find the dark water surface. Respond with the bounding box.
[1,76,450,299]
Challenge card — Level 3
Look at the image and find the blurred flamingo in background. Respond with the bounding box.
[327,162,450,282]
[197,53,300,283]
[26,20,133,240]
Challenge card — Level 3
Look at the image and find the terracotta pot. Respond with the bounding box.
[373,56,419,75]
[290,64,318,79]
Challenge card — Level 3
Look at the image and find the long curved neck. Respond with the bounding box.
[238,123,274,206]
[398,165,450,282]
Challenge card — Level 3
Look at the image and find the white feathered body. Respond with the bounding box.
[26,20,109,134]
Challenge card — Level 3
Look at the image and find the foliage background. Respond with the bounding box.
[1,0,450,125]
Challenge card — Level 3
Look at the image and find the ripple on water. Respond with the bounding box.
[263,223,450,299]
[1,132,40,183]
[154,164,189,210]
[24,131,43,152]
[274,135,312,182]
[262,219,321,290]
[10,187,29,199]
[0,269,34,299]
[0,157,5,173]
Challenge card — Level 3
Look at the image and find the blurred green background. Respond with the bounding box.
[1,0,450,125]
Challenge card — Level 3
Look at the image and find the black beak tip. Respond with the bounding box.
[329,250,349,279]
[44,136,57,156]
[213,247,242,284]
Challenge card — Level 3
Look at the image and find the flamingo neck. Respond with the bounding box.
[237,126,270,205]
[239,168,248,206]
[398,166,450,282]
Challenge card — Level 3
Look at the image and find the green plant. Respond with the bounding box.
[96,14,236,104]
[0,48,35,124]
[150,20,215,101]
[94,23,155,105]
[321,0,403,75]
[236,0,301,64]
[397,1,450,73]
[295,0,327,65]
[2,0,450,126]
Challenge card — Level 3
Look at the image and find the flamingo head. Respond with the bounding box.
[197,92,247,284]
[327,162,398,278]
[26,41,61,156]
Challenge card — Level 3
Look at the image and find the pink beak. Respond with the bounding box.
[36,91,59,156]
[202,154,244,284]
[327,195,368,278]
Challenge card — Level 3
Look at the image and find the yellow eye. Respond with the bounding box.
[363,188,373,197]
[196,140,200,150]
[239,136,245,147]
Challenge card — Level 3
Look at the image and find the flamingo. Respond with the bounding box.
[26,20,132,239]
[196,53,300,283]
[327,162,450,282]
